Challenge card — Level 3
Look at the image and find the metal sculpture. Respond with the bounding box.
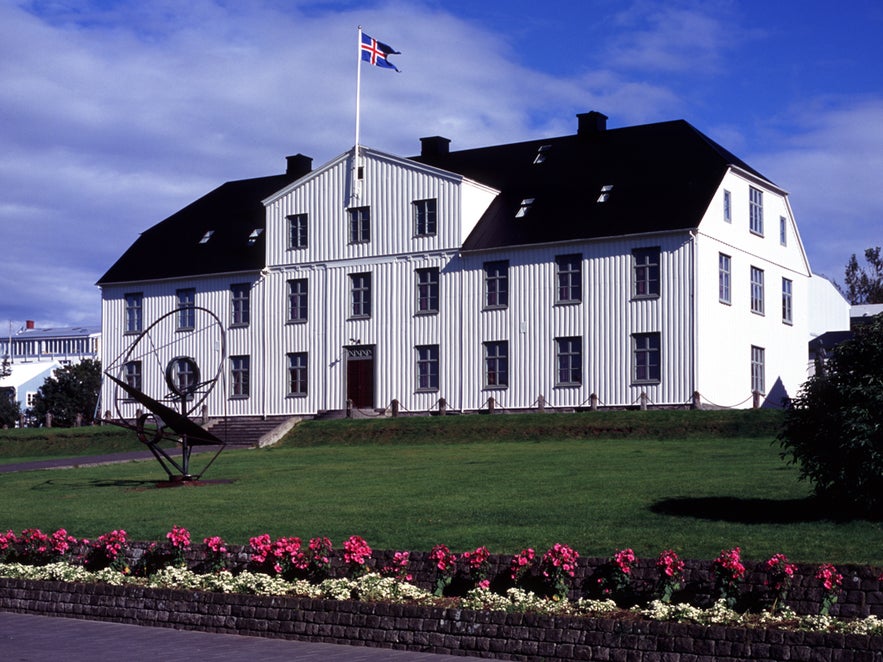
[103,306,227,481]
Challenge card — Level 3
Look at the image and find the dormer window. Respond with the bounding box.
[247,228,263,245]
[199,230,214,244]
[597,184,614,203]
[515,198,535,218]
[533,144,551,164]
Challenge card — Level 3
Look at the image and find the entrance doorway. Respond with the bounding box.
[345,345,375,408]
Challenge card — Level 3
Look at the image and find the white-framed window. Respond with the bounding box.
[124,292,143,334]
[349,206,370,243]
[633,247,660,298]
[723,189,732,223]
[230,283,250,327]
[483,260,508,309]
[751,345,765,394]
[719,253,731,304]
[350,272,372,318]
[287,352,308,396]
[176,288,195,331]
[124,360,142,392]
[555,254,582,303]
[413,199,437,237]
[779,216,787,246]
[633,332,660,384]
[172,357,198,397]
[483,341,508,388]
[749,186,764,236]
[287,279,308,323]
[750,266,764,315]
[416,345,439,392]
[555,336,582,387]
[416,267,439,314]
[782,278,793,325]
[288,214,308,249]
[230,355,250,398]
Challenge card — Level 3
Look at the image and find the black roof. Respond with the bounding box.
[412,118,771,251]
[97,172,299,285]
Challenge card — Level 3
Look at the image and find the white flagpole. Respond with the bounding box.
[352,26,363,204]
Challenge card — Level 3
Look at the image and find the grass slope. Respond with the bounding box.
[0,412,879,565]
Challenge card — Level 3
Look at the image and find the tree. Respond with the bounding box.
[839,246,883,305]
[0,387,21,428]
[778,314,883,518]
[29,359,102,427]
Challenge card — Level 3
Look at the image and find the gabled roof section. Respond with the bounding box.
[412,118,773,251]
[98,172,302,285]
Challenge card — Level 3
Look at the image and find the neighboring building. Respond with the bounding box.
[0,321,100,365]
[98,111,849,421]
[0,360,62,415]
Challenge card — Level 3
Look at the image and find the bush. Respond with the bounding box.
[778,314,883,518]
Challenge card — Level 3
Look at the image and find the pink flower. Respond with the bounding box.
[656,549,685,579]
[816,563,843,592]
[166,525,191,550]
[203,536,227,555]
[343,535,372,566]
[429,544,457,573]
[510,548,536,581]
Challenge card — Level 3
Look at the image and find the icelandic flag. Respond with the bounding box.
[361,32,400,71]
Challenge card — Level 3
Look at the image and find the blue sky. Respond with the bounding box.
[1,0,881,327]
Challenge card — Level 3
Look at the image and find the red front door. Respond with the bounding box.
[346,346,375,408]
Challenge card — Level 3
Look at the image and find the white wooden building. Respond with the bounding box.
[97,112,849,421]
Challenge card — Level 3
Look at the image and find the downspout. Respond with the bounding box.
[259,268,269,420]
[689,230,698,405]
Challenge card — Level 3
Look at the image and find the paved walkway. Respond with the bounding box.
[0,612,484,661]
[0,447,223,474]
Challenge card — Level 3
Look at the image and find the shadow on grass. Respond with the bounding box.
[33,478,156,490]
[649,496,875,523]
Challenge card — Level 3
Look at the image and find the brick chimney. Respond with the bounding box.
[420,136,451,158]
[26,320,35,330]
[577,111,608,137]
[286,154,312,178]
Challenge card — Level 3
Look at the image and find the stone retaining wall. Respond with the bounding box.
[1,577,881,661]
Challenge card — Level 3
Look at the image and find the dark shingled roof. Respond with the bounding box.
[412,118,772,251]
[97,172,300,285]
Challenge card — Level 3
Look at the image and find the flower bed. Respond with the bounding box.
[1,526,882,660]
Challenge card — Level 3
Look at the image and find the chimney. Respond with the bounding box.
[577,111,608,137]
[420,136,451,158]
[285,154,312,178]
[26,320,35,330]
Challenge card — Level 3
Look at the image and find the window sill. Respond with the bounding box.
[632,294,660,301]
[415,310,438,317]
[751,310,765,317]
[482,385,508,391]
[348,315,371,321]
[286,393,307,399]
[415,388,439,394]
[176,327,194,333]
[555,300,581,307]
[482,305,508,312]
[782,320,793,326]
[632,380,661,386]
[230,323,250,329]
[554,383,581,389]
[719,299,731,306]
[286,319,308,325]
[230,395,250,401]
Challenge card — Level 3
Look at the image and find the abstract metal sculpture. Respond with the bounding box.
[104,306,227,481]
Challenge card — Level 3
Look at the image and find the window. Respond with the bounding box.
[247,228,263,246]
[723,189,732,223]
[416,345,439,391]
[124,361,142,392]
[230,284,250,326]
[483,260,508,309]
[413,199,437,236]
[633,247,660,298]
[416,267,439,314]
[231,355,250,398]
[515,198,534,218]
[350,273,372,318]
[172,357,198,398]
[633,332,661,384]
[287,279,308,323]
[597,184,613,203]
[533,144,551,164]
[287,352,308,396]
[779,216,787,246]
[751,345,765,394]
[176,288,195,330]
[349,206,370,243]
[555,254,582,303]
[199,230,214,244]
[124,292,143,333]
[782,278,793,325]
[288,214,308,249]
[750,267,765,315]
[483,341,508,388]
[719,253,731,304]
[749,186,764,235]
[556,337,582,386]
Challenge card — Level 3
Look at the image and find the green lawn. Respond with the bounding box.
[1,419,880,565]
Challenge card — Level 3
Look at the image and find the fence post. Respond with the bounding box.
[45,412,52,428]
[391,399,399,418]
[201,405,208,425]
[640,392,648,411]
[752,390,761,409]
[438,398,447,416]
[75,413,83,427]
[590,393,598,411]
[487,397,495,414]
[538,394,545,413]
[346,399,354,418]
[691,391,701,410]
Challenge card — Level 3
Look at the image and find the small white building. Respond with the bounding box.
[97,112,849,420]
[0,360,62,415]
